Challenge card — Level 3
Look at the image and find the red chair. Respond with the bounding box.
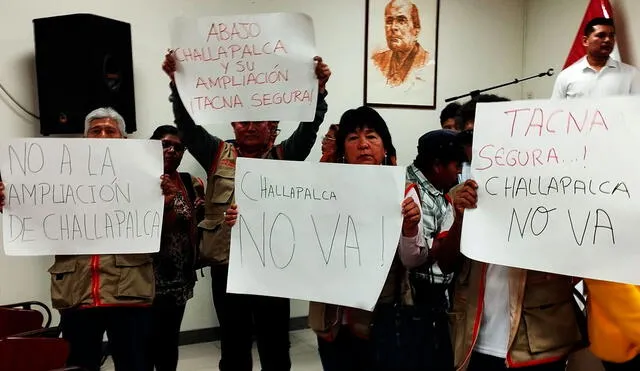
[0,302,73,370]
[0,337,69,371]
[0,301,59,339]
[0,307,43,338]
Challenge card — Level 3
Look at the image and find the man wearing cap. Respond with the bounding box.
[431,127,584,370]
[400,129,465,275]
[398,129,467,369]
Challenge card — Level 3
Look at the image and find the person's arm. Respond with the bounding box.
[398,228,428,269]
[280,56,331,161]
[430,180,478,273]
[163,50,221,172]
[191,176,205,222]
[398,185,429,269]
[550,73,567,99]
[585,279,640,345]
[169,81,221,171]
[280,91,328,161]
[430,214,462,274]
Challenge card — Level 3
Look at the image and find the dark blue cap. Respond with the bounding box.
[417,129,466,163]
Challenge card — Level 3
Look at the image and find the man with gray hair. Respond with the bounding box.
[0,107,175,371]
[83,107,127,138]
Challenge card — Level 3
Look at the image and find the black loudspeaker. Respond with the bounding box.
[33,14,136,136]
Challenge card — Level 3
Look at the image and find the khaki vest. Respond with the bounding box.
[198,142,284,265]
[450,260,582,370]
[48,253,154,310]
[197,142,237,265]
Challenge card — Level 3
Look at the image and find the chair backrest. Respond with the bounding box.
[0,307,44,338]
[0,337,69,371]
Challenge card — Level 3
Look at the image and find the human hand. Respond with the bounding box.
[160,175,179,204]
[401,197,421,237]
[313,56,331,93]
[162,49,177,81]
[453,180,478,219]
[224,204,238,227]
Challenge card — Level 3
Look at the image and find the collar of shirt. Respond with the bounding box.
[407,164,442,198]
[578,55,618,73]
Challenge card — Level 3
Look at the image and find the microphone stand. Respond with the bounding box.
[444,68,555,103]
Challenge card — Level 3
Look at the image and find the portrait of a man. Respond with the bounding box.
[365,0,439,109]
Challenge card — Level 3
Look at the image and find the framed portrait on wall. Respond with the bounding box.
[364,0,440,109]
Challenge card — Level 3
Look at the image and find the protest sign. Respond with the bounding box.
[228,158,405,311]
[0,138,164,256]
[461,96,640,285]
[170,13,318,123]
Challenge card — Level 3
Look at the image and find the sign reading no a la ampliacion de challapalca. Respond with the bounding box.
[0,138,164,256]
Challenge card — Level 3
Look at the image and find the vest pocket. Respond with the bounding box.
[48,257,79,309]
[210,174,234,206]
[521,279,581,353]
[308,302,330,332]
[198,219,231,265]
[114,254,154,300]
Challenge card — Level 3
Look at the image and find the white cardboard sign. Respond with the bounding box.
[461,96,640,285]
[170,13,318,123]
[228,158,406,310]
[1,138,164,256]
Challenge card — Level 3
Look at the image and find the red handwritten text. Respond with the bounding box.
[251,90,314,107]
[195,70,289,90]
[476,144,560,171]
[175,41,287,62]
[206,22,261,42]
[190,89,314,111]
[505,108,609,137]
[191,95,244,111]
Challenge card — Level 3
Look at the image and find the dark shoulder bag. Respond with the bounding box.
[179,173,206,271]
[370,262,453,371]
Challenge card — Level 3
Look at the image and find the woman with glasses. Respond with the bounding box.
[148,125,205,371]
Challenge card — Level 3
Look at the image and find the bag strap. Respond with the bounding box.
[179,172,196,203]
[392,258,407,306]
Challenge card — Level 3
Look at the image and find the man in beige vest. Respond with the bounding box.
[162,51,331,371]
[0,107,174,371]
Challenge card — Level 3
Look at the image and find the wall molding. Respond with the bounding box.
[178,316,310,346]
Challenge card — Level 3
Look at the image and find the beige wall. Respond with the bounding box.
[0,0,527,332]
[523,0,640,99]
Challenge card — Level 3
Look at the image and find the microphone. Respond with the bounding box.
[537,68,554,78]
[445,69,556,102]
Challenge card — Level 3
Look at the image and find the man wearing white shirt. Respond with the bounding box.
[551,17,640,99]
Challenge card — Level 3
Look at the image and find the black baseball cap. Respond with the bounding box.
[417,129,467,164]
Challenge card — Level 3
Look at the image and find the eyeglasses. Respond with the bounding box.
[161,141,185,152]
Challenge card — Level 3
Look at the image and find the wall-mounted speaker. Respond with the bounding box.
[33,13,136,136]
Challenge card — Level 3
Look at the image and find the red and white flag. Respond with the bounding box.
[563,0,620,69]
